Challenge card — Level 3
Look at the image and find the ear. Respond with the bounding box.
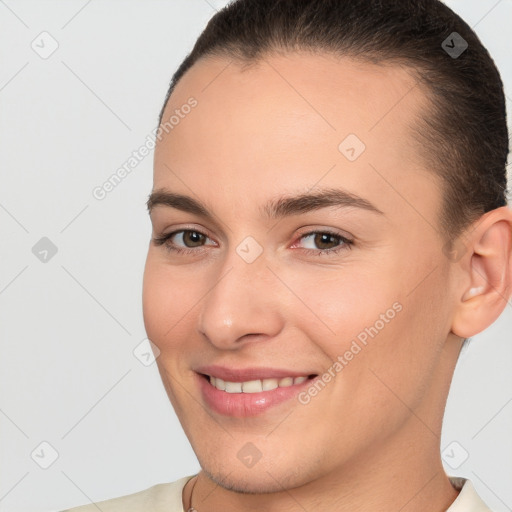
[451,206,512,339]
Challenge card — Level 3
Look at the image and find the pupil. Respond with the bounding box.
[186,231,203,247]
[316,233,335,249]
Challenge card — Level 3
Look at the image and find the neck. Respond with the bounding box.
[185,419,459,512]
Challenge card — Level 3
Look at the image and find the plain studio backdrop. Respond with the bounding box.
[0,1,511,511]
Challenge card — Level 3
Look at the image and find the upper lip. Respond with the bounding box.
[195,365,316,382]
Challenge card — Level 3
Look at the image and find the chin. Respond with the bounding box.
[198,454,316,495]
[203,467,287,494]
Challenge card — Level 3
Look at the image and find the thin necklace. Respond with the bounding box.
[187,475,198,511]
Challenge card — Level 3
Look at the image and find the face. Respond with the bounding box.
[143,52,461,493]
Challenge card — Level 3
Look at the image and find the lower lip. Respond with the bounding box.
[197,373,317,417]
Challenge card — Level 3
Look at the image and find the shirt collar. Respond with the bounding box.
[446,476,492,511]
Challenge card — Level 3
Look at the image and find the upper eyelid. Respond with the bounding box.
[295,226,352,240]
[163,227,352,247]
[166,226,217,244]
[152,212,355,238]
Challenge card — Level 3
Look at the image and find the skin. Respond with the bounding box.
[142,52,512,512]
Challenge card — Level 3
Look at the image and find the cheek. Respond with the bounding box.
[142,258,166,342]
[288,266,401,356]
[288,257,445,394]
[344,269,449,413]
[142,253,197,348]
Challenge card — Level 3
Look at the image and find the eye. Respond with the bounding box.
[152,229,214,255]
[153,228,353,257]
[293,230,353,256]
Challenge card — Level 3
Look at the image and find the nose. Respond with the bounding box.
[197,249,284,350]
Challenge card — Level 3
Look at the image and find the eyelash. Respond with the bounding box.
[152,228,353,257]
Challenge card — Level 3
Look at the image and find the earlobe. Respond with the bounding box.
[451,207,512,339]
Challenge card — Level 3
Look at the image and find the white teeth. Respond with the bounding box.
[262,378,279,391]
[208,375,310,393]
[225,381,243,393]
[242,380,263,393]
[278,377,294,387]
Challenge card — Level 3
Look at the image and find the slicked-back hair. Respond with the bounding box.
[157,0,509,247]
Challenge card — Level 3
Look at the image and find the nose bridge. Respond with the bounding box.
[198,243,283,349]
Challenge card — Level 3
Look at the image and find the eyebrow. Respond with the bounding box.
[146,187,384,221]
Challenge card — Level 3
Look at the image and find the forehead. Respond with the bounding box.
[154,52,436,221]
[163,51,425,127]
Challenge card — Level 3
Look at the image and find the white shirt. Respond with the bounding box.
[61,475,493,511]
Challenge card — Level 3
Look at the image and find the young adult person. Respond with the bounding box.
[64,0,511,510]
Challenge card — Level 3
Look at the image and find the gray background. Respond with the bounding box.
[0,1,510,511]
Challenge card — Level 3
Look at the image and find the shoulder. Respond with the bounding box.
[60,475,196,512]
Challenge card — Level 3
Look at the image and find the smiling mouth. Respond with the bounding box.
[200,373,317,393]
